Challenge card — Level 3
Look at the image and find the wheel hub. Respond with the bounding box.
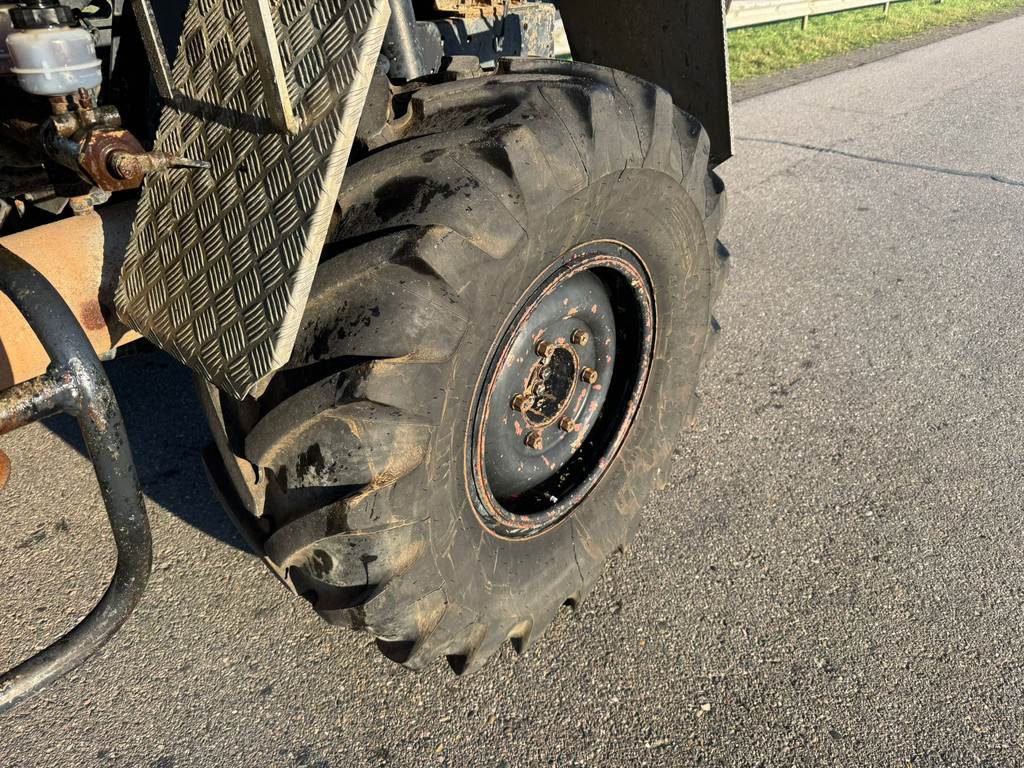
[467,242,655,539]
[520,344,579,429]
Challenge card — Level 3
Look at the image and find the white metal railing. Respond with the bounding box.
[727,0,905,29]
[553,1,908,57]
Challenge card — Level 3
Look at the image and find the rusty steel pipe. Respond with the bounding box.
[0,371,76,436]
[0,202,139,390]
[0,245,151,713]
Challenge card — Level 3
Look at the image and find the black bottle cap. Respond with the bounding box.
[10,1,78,30]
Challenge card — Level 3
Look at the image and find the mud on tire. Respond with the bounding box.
[199,59,728,673]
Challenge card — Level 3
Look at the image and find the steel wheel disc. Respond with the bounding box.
[467,241,656,539]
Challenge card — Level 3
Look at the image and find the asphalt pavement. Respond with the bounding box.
[2,16,1024,767]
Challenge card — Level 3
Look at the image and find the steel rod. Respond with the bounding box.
[242,0,299,134]
[382,0,425,80]
[0,245,152,713]
[130,0,175,100]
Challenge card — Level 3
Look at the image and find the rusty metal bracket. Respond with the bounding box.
[0,245,151,713]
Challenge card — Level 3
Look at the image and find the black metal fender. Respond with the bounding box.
[555,0,733,165]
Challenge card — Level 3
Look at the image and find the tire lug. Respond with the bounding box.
[559,417,577,433]
[510,393,534,413]
[535,340,556,359]
[571,329,589,346]
[580,367,598,385]
[525,431,543,450]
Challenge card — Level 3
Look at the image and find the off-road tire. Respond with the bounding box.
[199,59,728,673]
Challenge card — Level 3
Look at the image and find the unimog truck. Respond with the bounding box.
[0,0,731,709]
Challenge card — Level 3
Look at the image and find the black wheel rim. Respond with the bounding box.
[466,241,656,539]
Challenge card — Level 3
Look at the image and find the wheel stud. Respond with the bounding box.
[535,340,556,359]
[525,431,543,450]
[559,417,577,433]
[580,367,598,385]
[571,329,589,346]
[511,393,534,413]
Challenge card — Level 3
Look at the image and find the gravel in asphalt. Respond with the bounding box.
[2,16,1023,768]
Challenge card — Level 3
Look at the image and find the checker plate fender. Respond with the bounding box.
[116,0,391,399]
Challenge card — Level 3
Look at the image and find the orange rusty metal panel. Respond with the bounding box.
[0,203,139,389]
[433,0,525,16]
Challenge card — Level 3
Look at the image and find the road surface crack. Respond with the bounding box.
[738,136,1024,189]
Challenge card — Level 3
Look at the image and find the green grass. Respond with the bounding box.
[729,0,1024,81]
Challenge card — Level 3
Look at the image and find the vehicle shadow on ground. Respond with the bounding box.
[44,347,248,551]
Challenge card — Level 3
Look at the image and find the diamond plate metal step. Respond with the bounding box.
[116,0,390,399]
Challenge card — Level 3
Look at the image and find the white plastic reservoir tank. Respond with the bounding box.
[0,4,17,75]
[6,23,102,96]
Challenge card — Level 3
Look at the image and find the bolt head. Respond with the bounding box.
[109,151,140,181]
[511,393,534,413]
[535,340,556,359]
[525,431,544,450]
[559,417,577,433]
[581,367,598,385]
[571,329,590,346]
[68,196,95,215]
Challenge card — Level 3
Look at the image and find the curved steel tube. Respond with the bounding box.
[0,244,151,713]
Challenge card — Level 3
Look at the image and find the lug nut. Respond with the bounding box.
[559,417,577,433]
[571,329,590,346]
[535,340,556,359]
[511,393,534,413]
[580,367,598,385]
[525,431,543,450]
